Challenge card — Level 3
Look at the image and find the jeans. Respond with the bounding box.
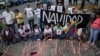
[28,18,34,31]
[89,28,100,43]
[8,23,16,34]
[54,34,64,39]
[32,34,42,40]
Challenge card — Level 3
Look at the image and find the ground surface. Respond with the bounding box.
[3,39,100,56]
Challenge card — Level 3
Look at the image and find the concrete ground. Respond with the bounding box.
[3,39,100,56]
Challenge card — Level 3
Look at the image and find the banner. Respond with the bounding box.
[41,10,90,28]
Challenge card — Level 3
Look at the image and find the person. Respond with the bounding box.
[80,0,85,10]
[87,12,100,45]
[94,0,99,6]
[2,25,15,46]
[18,24,31,41]
[2,7,16,34]
[73,0,78,6]
[24,3,34,31]
[53,22,64,39]
[76,28,87,43]
[81,9,88,14]
[43,24,52,40]
[47,4,51,10]
[63,21,76,39]
[68,6,77,14]
[34,2,42,28]
[18,0,24,4]
[32,24,42,41]
[13,9,24,27]
[55,1,65,13]
[69,0,72,6]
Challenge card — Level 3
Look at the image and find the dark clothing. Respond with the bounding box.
[28,19,34,31]
[2,29,15,46]
[69,0,72,6]
[80,0,85,10]
[55,6,65,13]
[94,0,99,6]
[8,23,16,34]
[73,0,78,6]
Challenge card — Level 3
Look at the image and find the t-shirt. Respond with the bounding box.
[34,28,41,35]
[51,5,56,11]
[5,30,9,36]
[18,28,25,36]
[91,18,100,29]
[2,11,14,24]
[44,28,52,35]
[57,6,63,13]
[34,8,41,18]
[53,26,63,35]
[13,12,24,24]
[24,7,34,18]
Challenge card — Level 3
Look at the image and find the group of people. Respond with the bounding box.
[0,1,100,47]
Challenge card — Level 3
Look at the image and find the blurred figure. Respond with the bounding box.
[18,0,24,4]
[47,4,51,10]
[87,12,100,45]
[18,24,31,41]
[63,21,76,39]
[82,9,88,14]
[73,0,78,6]
[69,0,72,6]
[2,25,15,46]
[43,24,52,40]
[55,1,65,13]
[68,6,77,14]
[32,24,42,41]
[53,22,64,39]
[2,7,16,34]
[34,2,42,28]
[24,3,34,31]
[13,9,24,27]
[80,0,85,10]
[94,0,99,6]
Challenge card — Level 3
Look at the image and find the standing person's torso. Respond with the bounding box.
[25,7,34,18]
[56,5,63,13]
[34,8,41,18]
[14,12,24,24]
[2,11,14,24]
[91,18,100,29]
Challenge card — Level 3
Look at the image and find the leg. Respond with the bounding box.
[92,29,100,45]
[88,28,94,43]
[8,23,16,34]
[30,19,34,31]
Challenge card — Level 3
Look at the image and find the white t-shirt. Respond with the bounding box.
[44,28,52,34]
[56,30,62,35]
[51,5,56,11]
[18,28,25,35]
[5,30,9,36]
[34,28,41,35]
[57,6,63,13]
[2,11,14,24]
[34,8,41,18]
[24,7,34,18]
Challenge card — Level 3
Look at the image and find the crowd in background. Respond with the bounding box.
[0,0,100,47]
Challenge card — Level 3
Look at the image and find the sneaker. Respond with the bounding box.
[48,39,52,41]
